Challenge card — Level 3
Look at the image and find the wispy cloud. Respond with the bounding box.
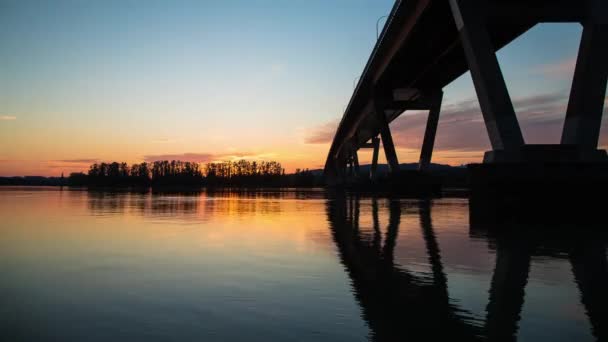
[512,92,564,108]
[143,153,215,163]
[392,91,569,150]
[143,151,276,163]
[303,120,339,144]
[55,158,100,164]
[533,57,576,79]
[304,91,575,152]
[45,159,101,172]
[0,115,16,121]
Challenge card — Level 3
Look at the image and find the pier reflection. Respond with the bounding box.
[326,195,481,341]
[327,194,608,341]
[470,213,608,341]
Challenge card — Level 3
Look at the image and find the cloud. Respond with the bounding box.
[392,91,570,150]
[303,120,339,144]
[0,115,16,120]
[305,91,575,153]
[533,57,576,78]
[143,151,275,163]
[143,153,215,163]
[512,92,564,108]
[45,159,101,172]
[55,158,100,164]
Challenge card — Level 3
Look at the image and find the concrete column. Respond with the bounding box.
[352,147,360,177]
[324,160,338,186]
[374,101,400,173]
[337,153,348,182]
[449,0,525,154]
[326,155,346,186]
[370,137,380,180]
[561,20,608,149]
[419,92,444,171]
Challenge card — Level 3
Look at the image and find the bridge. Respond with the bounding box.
[324,0,608,185]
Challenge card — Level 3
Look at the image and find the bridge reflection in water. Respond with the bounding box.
[326,195,608,341]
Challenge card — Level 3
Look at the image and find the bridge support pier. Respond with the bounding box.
[451,0,608,164]
[351,145,360,178]
[418,92,443,171]
[370,137,380,180]
[451,0,608,198]
[561,17,608,152]
[450,0,525,163]
[375,101,400,174]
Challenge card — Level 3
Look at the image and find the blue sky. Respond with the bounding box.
[0,0,606,175]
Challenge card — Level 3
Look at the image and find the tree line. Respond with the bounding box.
[67,160,322,187]
[81,160,203,186]
[205,160,284,186]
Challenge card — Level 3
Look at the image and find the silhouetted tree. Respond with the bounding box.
[68,172,88,186]
[74,159,323,188]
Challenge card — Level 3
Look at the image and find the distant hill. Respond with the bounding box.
[306,162,465,176]
[0,176,65,186]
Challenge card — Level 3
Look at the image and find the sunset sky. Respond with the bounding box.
[1,0,607,176]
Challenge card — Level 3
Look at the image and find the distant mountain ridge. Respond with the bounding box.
[306,162,465,176]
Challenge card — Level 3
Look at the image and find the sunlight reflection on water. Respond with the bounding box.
[0,187,603,341]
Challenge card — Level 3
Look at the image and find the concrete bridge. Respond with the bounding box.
[324,0,608,185]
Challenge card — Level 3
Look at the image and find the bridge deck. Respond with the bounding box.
[324,0,568,174]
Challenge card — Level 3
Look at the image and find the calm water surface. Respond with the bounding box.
[0,187,605,341]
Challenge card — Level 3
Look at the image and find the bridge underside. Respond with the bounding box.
[324,0,608,185]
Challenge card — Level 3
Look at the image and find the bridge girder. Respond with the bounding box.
[325,0,608,184]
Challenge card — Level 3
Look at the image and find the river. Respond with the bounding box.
[0,187,604,341]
